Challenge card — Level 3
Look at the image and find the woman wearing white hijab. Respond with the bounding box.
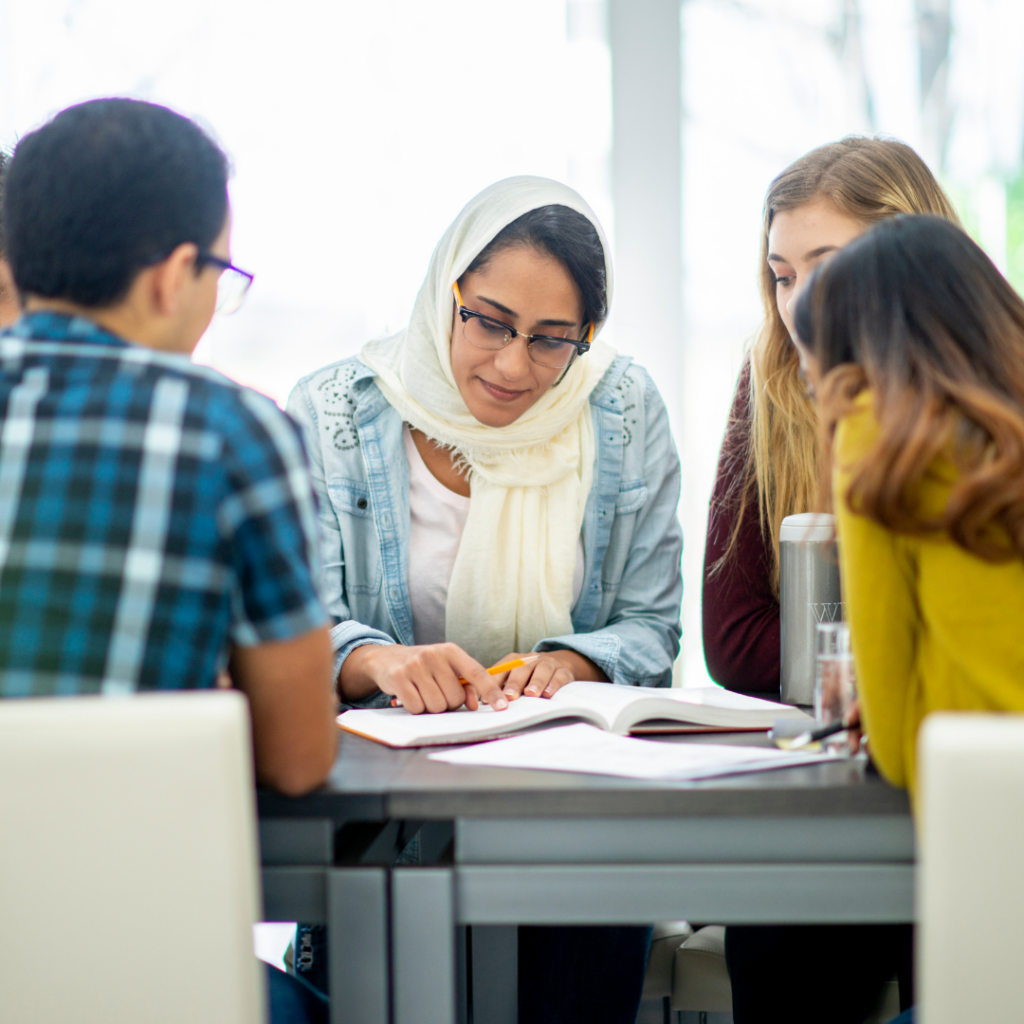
[289,175,681,714]
[288,176,681,1021]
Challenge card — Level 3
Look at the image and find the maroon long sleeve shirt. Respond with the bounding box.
[702,361,781,694]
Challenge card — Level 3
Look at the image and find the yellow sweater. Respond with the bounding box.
[833,392,1024,798]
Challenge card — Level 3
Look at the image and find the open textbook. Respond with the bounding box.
[337,680,811,749]
[429,723,836,781]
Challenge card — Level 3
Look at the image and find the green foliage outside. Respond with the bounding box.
[1007,169,1024,296]
[941,172,1024,298]
[940,179,979,244]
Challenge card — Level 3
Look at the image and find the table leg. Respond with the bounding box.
[470,925,517,1024]
[392,867,457,1024]
[328,868,390,1024]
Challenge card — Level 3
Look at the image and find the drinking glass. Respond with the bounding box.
[814,622,857,751]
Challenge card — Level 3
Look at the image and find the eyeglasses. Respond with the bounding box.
[142,247,255,315]
[452,282,592,370]
[196,251,254,315]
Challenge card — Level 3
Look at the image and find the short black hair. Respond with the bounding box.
[463,204,608,326]
[4,98,228,307]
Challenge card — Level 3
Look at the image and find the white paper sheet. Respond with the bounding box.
[428,723,837,780]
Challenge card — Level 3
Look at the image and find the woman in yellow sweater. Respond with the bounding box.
[793,213,1024,799]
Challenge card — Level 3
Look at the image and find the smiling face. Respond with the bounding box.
[768,197,867,343]
[451,244,585,427]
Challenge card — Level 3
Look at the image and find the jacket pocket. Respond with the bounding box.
[614,482,648,516]
[326,478,381,594]
[600,484,648,589]
[328,478,372,517]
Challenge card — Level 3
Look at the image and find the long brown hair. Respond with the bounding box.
[724,137,960,594]
[797,215,1024,560]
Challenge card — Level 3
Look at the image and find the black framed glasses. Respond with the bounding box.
[196,251,254,315]
[452,282,592,370]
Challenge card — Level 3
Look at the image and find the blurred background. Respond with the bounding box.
[1,0,1021,688]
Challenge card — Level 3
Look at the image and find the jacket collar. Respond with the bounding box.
[589,354,633,412]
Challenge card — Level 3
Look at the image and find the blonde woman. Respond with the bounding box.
[702,136,959,693]
[704,138,959,1024]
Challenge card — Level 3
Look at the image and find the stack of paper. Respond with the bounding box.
[428,723,836,781]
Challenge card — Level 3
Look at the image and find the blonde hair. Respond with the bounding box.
[727,137,960,595]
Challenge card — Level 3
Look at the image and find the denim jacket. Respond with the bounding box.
[286,355,682,707]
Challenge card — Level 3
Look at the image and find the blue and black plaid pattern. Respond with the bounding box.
[0,313,326,696]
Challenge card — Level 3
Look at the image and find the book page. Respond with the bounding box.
[550,681,809,732]
[547,680,651,725]
[337,695,599,748]
[429,723,836,780]
[669,687,801,712]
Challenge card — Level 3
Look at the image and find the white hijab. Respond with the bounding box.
[361,176,617,666]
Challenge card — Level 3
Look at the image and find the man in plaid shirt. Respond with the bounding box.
[0,99,336,799]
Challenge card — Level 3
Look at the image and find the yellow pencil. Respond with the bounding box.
[458,654,540,685]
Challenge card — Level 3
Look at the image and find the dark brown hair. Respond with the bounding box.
[462,204,608,327]
[796,214,1024,560]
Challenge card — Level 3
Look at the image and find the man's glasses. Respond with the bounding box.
[196,251,254,315]
[143,247,255,315]
[452,282,592,370]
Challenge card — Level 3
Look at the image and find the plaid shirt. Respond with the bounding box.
[0,312,326,696]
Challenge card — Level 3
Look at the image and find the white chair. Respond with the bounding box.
[642,920,694,1001]
[671,926,732,1015]
[0,691,266,1024]
[918,712,1024,1022]
[642,922,733,1017]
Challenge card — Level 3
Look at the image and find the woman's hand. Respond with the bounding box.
[493,650,607,701]
[340,642,509,714]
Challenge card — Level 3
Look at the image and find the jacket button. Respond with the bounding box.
[357,498,368,509]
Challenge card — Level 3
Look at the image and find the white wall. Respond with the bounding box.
[0,0,613,403]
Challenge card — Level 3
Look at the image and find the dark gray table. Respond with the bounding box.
[258,729,913,1024]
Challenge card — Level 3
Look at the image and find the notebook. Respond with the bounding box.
[337,680,810,748]
[429,722,836,780]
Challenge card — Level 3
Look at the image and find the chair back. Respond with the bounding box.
[918,712,1024,1022]
[0,691,266,1024]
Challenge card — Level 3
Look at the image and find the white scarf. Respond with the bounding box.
[361,176,617,666]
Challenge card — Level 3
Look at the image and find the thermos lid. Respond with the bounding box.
[779,512,835,543]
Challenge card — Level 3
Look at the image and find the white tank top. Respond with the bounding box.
[403,425,584,647]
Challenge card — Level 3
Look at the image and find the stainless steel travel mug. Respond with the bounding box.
[779,513,843,707]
